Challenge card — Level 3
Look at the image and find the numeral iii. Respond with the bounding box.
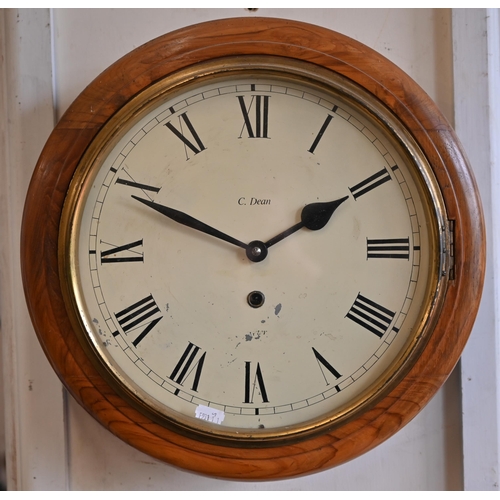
[367,238,410,260]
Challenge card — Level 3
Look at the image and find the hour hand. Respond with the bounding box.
[265,196,349,248]
[132,196,249,251]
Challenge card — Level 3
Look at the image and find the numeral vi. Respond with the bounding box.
[244,361,269,405]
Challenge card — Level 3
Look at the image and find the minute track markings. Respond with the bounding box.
[83,75,428,432]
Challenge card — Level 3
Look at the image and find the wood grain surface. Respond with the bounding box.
[20,17,486,479]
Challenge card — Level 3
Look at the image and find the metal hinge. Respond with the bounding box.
[448,219,455,281]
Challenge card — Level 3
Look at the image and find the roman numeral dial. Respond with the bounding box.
[74,71,432,437]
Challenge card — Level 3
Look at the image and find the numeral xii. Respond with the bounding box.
[238,93,270,138]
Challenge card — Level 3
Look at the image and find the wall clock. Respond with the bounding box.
[21,17,485,479]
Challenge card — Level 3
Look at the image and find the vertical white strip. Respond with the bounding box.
[0,10,17,490]
[0,8,67,490]
[453,8,500,491]
[486,9,500,490]
[49,8,59,125]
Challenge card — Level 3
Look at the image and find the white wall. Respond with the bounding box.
[1,7,498,491]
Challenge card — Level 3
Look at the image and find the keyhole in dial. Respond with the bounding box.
[247,291,265,308]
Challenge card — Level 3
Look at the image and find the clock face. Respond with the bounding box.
[61,59,444,443]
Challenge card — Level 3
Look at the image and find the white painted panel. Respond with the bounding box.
[50,8,464,490]
[52,8,454,121]
[453,8,500,491]
[0,9,67,491]
[63,366,464,490]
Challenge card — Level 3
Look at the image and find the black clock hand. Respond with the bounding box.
[132,196,250,251]
[265,196,349,248]
[132,195,349,263]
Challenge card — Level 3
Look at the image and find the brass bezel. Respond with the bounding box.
[59,55,450,447]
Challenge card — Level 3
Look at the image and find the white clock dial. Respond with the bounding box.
[64,62,442,442]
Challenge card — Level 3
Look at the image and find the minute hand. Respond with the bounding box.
[265,196,349,248]
[132,196,249,251]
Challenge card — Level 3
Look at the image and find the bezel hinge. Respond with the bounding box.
[447,219,455,280]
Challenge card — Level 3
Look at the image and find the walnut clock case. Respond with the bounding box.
[21,18,485,479]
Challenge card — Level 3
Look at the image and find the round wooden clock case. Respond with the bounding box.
[21,18,485,479]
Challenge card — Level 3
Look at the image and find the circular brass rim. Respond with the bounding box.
[58,55,450,447]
